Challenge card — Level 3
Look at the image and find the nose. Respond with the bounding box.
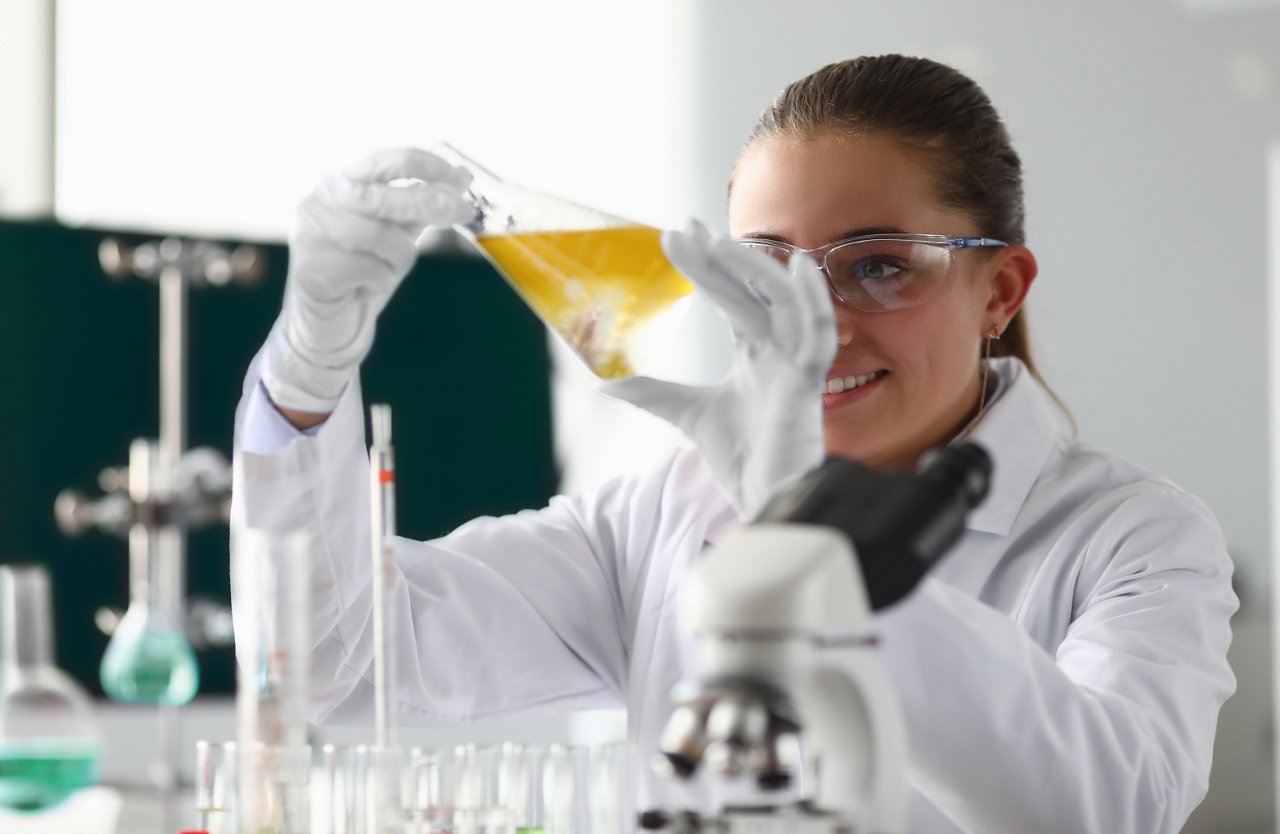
[832,293,858,346]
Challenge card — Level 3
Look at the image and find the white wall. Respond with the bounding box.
[54,0,697,238]
[0,0,53,214]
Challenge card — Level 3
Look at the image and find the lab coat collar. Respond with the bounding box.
[961,357,1069,536]
[700,357,1066,544]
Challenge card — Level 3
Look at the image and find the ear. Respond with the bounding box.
[983,244,1037,333]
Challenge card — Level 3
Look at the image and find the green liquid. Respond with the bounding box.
[100,629,199,705]
[0,743,101,812]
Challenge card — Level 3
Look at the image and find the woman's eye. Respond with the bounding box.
[854,259,906,282]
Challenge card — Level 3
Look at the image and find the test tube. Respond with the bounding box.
[455,743,508,834]
[591,742,638,834]
[503,743,548,834]
[316,743,340,834]
[194,740,237,834]
[410,746,461,834]
[371,745,408,832]
[547,745,591,834]
[345,744,371,834]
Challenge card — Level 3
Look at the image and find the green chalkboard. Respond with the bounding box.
[0,218,557,696]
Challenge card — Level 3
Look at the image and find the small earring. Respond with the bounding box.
[977,324,1002,424]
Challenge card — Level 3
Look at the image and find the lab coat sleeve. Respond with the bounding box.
[239,380,322,454]
[874,485,1237,834]
[231,360,641,725]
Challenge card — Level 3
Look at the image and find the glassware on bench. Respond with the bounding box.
[0,564,103,813]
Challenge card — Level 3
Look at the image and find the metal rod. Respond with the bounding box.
[159,261,187,462]
[156,259,188,834]
[155,703,180,834]
[126,439,154,610]
[157,261,187,618]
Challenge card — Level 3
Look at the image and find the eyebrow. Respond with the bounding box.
[736,226,907,245]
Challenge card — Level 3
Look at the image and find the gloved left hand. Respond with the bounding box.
[600,220,837,519]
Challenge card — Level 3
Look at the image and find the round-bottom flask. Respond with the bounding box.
[0,564,103,812]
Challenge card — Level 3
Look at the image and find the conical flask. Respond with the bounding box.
[0,564,103,812]
[432,143,696,381]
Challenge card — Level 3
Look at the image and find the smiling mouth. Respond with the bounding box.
[823,370,888,395]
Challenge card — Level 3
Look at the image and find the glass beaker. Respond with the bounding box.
[432,143,696,381]
[0,564,103,812]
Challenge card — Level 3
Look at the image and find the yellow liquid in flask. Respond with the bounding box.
[478,226,693,379]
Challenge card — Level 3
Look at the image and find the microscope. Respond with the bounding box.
[646,443,991,833]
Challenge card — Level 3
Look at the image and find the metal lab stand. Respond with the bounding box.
[55,235,265,832]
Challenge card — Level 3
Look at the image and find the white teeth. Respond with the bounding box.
[824,371,885,395]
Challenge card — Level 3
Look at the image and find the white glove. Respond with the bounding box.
[601,220,837,519]
[261,147,475,413]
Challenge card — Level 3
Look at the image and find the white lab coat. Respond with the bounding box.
[231,355,1237,834]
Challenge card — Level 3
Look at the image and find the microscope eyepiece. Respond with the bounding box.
[919,441,992,508]
[754,440,994,610]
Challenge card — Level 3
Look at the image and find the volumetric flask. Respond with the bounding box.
[100,440,199,706]
[432,143,695,381]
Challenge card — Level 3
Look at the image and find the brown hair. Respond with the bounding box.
[744,54,1050,393]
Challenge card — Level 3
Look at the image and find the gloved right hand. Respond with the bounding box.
[261,147,475,414]
[600,220,837,520]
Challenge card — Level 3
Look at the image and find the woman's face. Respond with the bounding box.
[729,131,1008,469]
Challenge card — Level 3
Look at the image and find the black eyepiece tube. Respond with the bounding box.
[756,442,993,610]
[918,442,992,509]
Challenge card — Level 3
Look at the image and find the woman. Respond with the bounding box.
[233,55,1237,832]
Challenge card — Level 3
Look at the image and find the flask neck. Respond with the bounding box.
[1,564,55,668]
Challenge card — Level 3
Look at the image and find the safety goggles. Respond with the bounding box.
[733,233,1007,313]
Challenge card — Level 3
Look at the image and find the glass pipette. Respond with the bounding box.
[369,404,397,750]
[369,404,402,829]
